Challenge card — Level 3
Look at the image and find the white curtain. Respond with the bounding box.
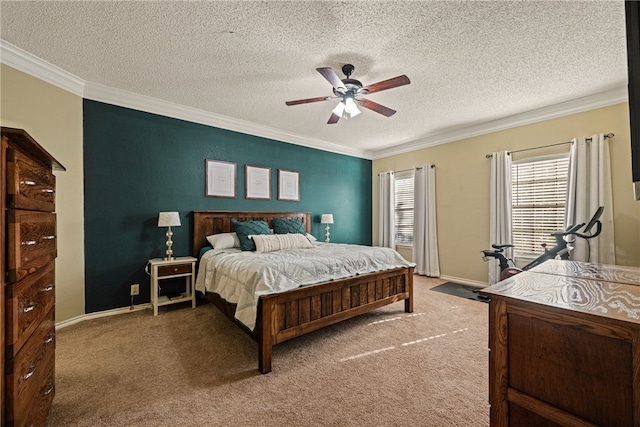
[565,134,615,263]
[413,165,440,276]
[378,171,395,248]
[489,151,513,285]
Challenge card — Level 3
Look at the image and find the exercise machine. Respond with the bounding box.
[482,206,604,281]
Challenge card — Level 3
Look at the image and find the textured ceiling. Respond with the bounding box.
[0,1,629,157]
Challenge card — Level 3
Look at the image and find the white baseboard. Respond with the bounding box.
[55,303,151,330]
[438,275,487,288]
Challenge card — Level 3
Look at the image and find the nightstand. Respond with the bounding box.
[148,256,197,316]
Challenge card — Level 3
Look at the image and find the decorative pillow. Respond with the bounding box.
[306,233,317,242]
[198,245,213,260]
[206,232,240,249]
[272,217,307,235]
[231,220,271,251]
[250,233,313,253]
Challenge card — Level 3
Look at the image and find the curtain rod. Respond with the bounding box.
[485,133,614,158]
[378,164,435,176]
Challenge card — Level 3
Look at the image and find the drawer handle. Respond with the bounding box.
[21,180,37,186]
[24,303,38,313]
[174,267,179,272]
[43,384,55,396]
[22,236,55,246]
[41,284,55,292]
[24,365,37,380]
[44,333,55,344]
[42,189,55,194]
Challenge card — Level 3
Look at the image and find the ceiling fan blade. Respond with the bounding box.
[356,98,397,117]
[285,96,331,106]
[362,75,410,95]
[327,112,340,124]
[317,67,346,90]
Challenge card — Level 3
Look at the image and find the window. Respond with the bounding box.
[394,171,414,246]
[511,154,569,257]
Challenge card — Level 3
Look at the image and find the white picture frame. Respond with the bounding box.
[278,169,300,201]
[245,165,271,200]
[206,159,236,198]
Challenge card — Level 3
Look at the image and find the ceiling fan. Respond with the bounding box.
[285,64,411,124]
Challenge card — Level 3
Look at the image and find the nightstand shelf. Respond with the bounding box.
[148,257,197,316]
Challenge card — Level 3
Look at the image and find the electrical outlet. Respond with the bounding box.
[130,284,140,296]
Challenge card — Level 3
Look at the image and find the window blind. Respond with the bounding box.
[512,154,569,256]
[394,171,414,245]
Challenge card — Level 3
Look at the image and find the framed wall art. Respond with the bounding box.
[206,159,236,198]
[278,169,300,201]
[245,165,271,200]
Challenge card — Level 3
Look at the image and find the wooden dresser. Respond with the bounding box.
[1,127,65,426]
[480,260,640,427]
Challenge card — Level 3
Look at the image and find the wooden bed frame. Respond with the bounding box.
[192,210,414,373]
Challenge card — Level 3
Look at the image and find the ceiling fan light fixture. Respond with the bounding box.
[285,64,409,124]
[344,97,361,118]
[332,101,346,117]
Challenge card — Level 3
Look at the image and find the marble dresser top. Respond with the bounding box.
[480,260,640,325]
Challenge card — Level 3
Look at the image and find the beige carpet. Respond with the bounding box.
[46,276,489,426]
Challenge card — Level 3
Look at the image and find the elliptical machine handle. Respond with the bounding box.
[591,220,602,237]
[552,223,583,236]
[566,223,584,233]
[574,220,602,239]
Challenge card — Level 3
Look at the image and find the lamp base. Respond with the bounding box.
[325,224,331,243]
[165,227,175,261]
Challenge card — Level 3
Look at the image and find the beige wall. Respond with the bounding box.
[1,64,85,322]
[373,103,640,285]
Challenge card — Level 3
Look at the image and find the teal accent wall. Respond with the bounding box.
[83,100,372,313]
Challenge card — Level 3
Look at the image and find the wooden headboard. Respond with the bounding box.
[192,211,312,257]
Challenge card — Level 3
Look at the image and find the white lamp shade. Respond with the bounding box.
[158,211,181,227]
[344,97,361,117]
[332,101,346,116]
[321,214,334,224]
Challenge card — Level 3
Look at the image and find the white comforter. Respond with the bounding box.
[195,243,414,330]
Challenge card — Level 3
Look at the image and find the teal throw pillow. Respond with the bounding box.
[272,217,307,235]
[231,220,271,251]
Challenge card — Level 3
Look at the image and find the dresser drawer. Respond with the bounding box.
[11,367,55,427]
[5,262,55,357]
[7,210,57,283]
[5,309,55,427]
[6,147,56,212]
[158,263,192,277]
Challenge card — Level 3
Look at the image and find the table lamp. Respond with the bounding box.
[321,214,334,243]
[158,211,181,260]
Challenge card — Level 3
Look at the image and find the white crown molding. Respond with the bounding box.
[2,40,627,162]
[0,40,85,96]
[1,39,368,159]
[371,87,629,159]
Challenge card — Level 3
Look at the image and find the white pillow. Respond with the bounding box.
[250,233,313,253]
[306,233,317,242]
[206,232,241,249]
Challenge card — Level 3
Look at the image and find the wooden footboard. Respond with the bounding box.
[256,266,413,373]
[193,210,414,373]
